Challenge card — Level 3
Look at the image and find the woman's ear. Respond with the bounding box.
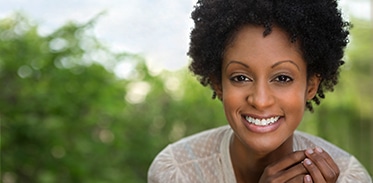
[306,74,321,100]
[210,76,223,100]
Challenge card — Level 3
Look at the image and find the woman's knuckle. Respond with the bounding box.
[324,170,337,180]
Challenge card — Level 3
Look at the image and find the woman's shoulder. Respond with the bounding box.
[148,125,233,183]
[294,131,372,182]
[155,125,231,161]
[293,131,349,157]
[174,125,232,149]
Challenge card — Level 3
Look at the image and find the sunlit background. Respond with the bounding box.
[0,0,371,73]
[1,0,372,182]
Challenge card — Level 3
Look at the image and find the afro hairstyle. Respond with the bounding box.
[188,0,351,111]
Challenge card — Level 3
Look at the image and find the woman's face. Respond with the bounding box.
[216,25,319,154]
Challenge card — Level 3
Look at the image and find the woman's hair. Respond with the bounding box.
[188,0,351,111]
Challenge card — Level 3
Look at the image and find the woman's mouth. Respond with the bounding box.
[245,116,280,126]
[241,115,283,133]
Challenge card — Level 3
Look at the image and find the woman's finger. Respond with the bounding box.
[305,148,339,182]
[259,151,307,183]
[265,151,306,174]
[303,158,325,182]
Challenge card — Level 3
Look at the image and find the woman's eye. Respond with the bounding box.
[230,75,250,82]
[274,75,293,83]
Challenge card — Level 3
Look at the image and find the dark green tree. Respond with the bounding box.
[1,13,137,182]
[0,13,225,183]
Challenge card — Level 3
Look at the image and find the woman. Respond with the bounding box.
[148,0,372,182]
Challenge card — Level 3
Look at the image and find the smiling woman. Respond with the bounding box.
[219,25,315,151]
[148,0,372,182]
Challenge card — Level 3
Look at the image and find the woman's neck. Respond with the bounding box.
[229,134,294,183]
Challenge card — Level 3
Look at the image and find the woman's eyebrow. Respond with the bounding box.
[271,60,300,71]
[225,60,249,71]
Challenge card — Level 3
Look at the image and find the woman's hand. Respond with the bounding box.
[259,148,339,183]
[302,147,340,183]
[259,151,309,183]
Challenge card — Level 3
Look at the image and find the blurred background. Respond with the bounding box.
[0,0,372,182]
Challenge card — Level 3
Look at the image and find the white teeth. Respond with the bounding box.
[245,116,280,126]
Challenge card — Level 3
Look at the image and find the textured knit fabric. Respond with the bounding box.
[148,125,372,183]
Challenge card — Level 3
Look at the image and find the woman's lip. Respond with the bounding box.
[241,116,283,133]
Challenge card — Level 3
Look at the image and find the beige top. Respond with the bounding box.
[148,125,372,183]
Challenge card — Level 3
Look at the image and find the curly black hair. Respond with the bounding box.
[188,0,351,111]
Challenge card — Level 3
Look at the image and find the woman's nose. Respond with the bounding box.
[246,82,275,110]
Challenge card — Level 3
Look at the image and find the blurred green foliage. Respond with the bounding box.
[0,13,372,182]
[298,17,373,174]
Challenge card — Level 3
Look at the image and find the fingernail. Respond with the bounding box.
[306,148,314,154]
[315,147,323,153]
[305,174,312,182]
[304,158,312,165]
